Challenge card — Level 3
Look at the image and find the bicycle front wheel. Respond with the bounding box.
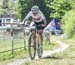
[36,34,43,58]
[28,33,36,60]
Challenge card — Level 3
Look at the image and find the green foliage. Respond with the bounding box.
[67,0,75,9]
[62,10,75,38]
[0,0,4,16]
[46,0,73,20]
[0,7,4,15]
[14,0,22,19]
[0,0,17,17]
[16,0,32,20]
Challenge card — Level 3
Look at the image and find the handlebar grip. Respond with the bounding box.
[24,24,29,27]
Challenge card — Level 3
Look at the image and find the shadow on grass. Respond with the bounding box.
[42,56,62,59]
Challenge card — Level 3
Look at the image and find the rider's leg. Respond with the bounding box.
[32,31,36,48]
[38,30,43,45]
[30,22,36,47]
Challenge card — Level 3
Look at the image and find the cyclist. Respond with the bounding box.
[22,5,47,47]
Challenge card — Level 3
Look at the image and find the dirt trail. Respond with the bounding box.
[7,39,69,65]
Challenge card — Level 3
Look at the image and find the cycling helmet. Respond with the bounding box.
[31,5,39,13]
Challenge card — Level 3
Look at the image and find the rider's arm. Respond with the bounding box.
[22,11,32,24]
[43,18,47,26]
[40,10,47,26]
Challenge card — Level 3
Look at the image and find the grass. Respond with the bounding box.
[0,38,29,65]
[0,49,28,65]
[22,36,75,65]
[0,38,25,52]
[0,42,58,60]
[0,39,29,65]
[0,36,59,65]
[43,42,58,50]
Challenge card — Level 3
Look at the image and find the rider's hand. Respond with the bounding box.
[24,24,29,27]
[20,22,24,25]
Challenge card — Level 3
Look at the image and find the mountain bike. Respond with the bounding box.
[28,24,43,60]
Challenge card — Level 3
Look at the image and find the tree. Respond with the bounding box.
[0,0,19,18]
[62,10,75,38]
[7,0,18,18]
[16,0,32,20]
[0,0,5,17]
[46,0,72,20]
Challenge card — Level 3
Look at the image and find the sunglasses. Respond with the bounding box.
[33,13,37,14]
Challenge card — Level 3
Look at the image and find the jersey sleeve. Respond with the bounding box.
[39,10,46,20]
[25,11,31,20]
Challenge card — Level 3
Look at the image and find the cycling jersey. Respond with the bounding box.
[24,10,46,30]
[25,10,46,22]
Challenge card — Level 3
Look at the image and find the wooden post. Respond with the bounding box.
[11,24,14,54]
[23,26,26,51]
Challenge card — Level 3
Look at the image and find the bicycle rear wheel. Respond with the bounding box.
[28,33,36,60]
